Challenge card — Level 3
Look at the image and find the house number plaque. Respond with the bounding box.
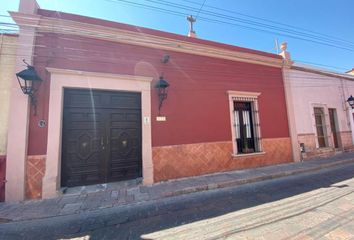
[38,119,46,128]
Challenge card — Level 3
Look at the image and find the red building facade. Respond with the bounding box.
[6,1,293,201]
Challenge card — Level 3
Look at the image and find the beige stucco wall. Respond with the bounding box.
[0,34,18,155]
[285,67,354,151]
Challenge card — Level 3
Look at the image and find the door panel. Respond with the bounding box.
[314,107,327,148]
[61,108,106,187]
[61,89,142,188]
[107,108,142,182]
[329,109,339,148]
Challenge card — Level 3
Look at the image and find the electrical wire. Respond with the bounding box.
[195,0,206,20]
[147,0,354,48]
[180,0,354,46]
[1,1,352,81]
[105,0,354,52]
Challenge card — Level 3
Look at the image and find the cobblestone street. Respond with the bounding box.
[1,162,353,240]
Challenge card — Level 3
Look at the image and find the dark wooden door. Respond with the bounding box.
[328,109,339,148]
[61,89,142,188]
[314,107,327,148]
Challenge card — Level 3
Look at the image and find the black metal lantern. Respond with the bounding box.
[347,95,354,109]
[155,75,169,115]
[16,60,42,96]
[16,60,42,114]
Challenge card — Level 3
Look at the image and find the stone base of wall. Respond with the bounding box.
[340,131,353,149]
[301,148,337,160]
[26,155,46,200]
[298,133,316,152]
[152,138,293,182]
[299,131,354,160]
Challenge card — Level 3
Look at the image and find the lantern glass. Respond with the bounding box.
[18,77,32,95]
[347,95,354,108]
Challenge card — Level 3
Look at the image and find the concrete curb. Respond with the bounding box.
[163,158,354,198]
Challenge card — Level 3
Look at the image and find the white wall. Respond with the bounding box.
[0,34,18,155]
[288,68,354,137]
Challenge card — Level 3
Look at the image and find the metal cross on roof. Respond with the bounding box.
[187,15,196,33]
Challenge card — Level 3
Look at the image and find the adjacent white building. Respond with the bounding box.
[281,43,354,160]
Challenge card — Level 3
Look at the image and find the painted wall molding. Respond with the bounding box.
[10,12,283,68]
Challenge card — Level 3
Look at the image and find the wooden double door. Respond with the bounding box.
[61,89,142,188]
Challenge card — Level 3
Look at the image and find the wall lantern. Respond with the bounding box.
[16,59,42,114]
[347,95,354,109]
[155,75,170,115]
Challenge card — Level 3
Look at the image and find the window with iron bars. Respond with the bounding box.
[233,100,262,154]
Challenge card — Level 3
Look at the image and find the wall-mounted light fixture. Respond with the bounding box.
[155,75,170,115]
[161,55,170,64]
[347,95,354,109]
[16,59,42,114]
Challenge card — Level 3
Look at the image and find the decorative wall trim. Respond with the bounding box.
[227,91,261,97]
[298,133,316,136]
[228,90,262,154]
[292,66,354,81]
[46,68,153,82]
[10,12,283,68]
[231,151,266,158]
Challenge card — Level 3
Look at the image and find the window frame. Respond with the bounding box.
[228,91,263,156]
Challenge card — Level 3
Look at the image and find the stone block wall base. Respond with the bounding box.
[299,131,354,160]
[302,148,337,160]
[26,155,46,200]
[298,133,316,152]
[152,138,292,182]
[343,146,354,152]
[340,131,353,149]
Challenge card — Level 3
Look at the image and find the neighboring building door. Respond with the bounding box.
[328,108,339,148]
[61,89,142,188]
[314,107,327,148]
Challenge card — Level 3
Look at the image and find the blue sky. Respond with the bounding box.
[1,0,353,72]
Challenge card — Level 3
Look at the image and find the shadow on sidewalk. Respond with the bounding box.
[1,162,354,240]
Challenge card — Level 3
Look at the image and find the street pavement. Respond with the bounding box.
[1,152,354,223]
[0,162,353,240]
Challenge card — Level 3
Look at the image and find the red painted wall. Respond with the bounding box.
[27,13,289,155]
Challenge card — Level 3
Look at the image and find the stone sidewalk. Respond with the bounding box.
[1,152,354,223]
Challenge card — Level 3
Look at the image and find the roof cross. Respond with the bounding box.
[187,15,196,33]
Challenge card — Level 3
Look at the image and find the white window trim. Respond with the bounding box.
[228,91,262,155]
